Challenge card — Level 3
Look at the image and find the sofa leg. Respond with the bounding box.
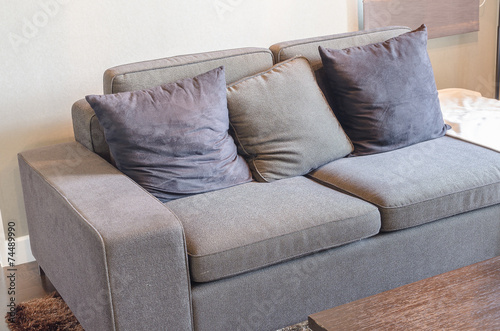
[38,265,45,276]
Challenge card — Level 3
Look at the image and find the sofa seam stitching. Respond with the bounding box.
[110,49,274,93]
[190,227,380,282]
[384,201,500,232]
[275,27,411,61]
[18,152,118,331]
[311,176,500,210]
[226,56,302,88]
[186,208,380,259]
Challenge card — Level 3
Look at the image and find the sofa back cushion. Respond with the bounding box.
[103,48,275,94]
[269,26,411,107]
[270,26,411,66]
[72,48,274,162]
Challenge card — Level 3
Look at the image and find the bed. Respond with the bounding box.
[439,88,500,152]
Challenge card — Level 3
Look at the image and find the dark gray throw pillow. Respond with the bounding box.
[319,24,449,156]
[86,66,252,202]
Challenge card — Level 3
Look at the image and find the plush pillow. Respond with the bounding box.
[319,24,449,156]
[85,66,252,202]
[226,56,353,182]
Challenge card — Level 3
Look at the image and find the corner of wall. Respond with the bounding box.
[0,210,35,267]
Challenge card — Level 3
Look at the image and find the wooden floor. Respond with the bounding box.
[1,261,55,330]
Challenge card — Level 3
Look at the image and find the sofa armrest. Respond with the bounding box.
[18,142,193,331]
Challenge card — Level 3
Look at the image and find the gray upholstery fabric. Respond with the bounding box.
[72,99,112,162]
[167,176,380,283]
[319,25,449,156]
[191,203,500,331]
[86,66,251,202]
[269,26,411,108]
[19,141,500,330]
[104,47,274,94]
[309,136,500,231]
[21,28,500,331]
[73,48,274,160]
[270,26,411,67]
[226,56,352,182]
[18,142,193,331]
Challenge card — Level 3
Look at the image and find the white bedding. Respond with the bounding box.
[438,88,500,152]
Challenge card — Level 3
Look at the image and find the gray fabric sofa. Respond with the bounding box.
[18,26,500,331]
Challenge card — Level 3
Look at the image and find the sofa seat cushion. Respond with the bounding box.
[166,176,380,282]
[309,136,500,232]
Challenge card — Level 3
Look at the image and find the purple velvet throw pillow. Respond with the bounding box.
[319,25,449,156]
[86,66,252,202]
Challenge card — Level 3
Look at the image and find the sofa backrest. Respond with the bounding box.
[72,27,411,162]
[270,26,411,68]
[103,48,275,94]
[72,47,274,162]
[269,26,411,108]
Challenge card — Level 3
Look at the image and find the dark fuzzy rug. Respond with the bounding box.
[277,321,312,331]
[5,292,310,330]
[5,292,83,331]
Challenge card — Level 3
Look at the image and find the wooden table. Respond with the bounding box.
[308,256,500,330]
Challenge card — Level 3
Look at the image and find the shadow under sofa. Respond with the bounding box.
[18,26,500,331]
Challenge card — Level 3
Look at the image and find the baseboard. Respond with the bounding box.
[1,235,35,267]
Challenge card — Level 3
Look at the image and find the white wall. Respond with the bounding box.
[0,0,497,265]
[428,0,498,97]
